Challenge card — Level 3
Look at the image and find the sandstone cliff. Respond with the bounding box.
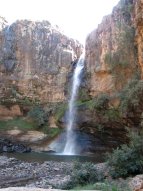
[74,0,143,148]
[1,0,143,153]
[85,0,138,97]
[0,19,83,121]
[0,19,82,105]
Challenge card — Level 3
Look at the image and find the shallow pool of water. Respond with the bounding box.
[1,151,105,163]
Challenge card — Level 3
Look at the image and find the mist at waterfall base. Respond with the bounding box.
[49,55,86,155]
[63,55,84,155]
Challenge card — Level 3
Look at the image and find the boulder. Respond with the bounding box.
[0,138,31,153]
[129,175,143,191]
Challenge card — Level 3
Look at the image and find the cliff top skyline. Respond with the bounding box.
[0,0,119,43]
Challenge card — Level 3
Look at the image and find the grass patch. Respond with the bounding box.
[73,180,131,191]
[75,93,109,111]
[54,103,67,121]
[0,118,35,131]
[44,127,61,138]
[28,106,47,127]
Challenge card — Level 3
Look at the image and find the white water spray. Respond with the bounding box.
[63,54,84,155]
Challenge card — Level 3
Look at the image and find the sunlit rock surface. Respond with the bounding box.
[85,0,138,97]
[0,20,82,104]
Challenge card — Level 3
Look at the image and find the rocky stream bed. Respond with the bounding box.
[0,156,143,191]
[0,156,73,189]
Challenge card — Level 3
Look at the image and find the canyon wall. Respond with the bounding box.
[73,0,143,144]
[0,19,82,105]
[85,0,138,97]
[0,0,143,151]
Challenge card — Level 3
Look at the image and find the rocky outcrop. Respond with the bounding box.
[129,175,143,191]
[85,0,138,97]
[70,0,143,147]
[0,105,22,119]
[0,19,82,106]
[0,138,31,153]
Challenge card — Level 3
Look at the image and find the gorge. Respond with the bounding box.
[0,0,143,190]
[0,0,143,156]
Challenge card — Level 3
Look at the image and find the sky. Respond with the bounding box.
[0,0,119,43]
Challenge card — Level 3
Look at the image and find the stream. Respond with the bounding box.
[1,151,104,163]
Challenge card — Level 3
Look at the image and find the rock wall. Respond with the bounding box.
[85,0,138,97]
[0,19,82,106]
[135,0,143,78]
[74,0,143,145]
[1,0,143,150]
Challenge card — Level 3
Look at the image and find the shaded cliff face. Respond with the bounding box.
[135,0,143,78]
[0,20,82,104]
[85,0,138,97]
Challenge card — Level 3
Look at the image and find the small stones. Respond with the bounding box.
[0,156,72,189]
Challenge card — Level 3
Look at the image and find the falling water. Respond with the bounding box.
[63,54,84,155]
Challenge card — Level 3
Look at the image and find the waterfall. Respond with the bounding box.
[63,54,84,155]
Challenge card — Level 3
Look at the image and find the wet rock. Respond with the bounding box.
[0,139,31,153]
[12,144,31,153]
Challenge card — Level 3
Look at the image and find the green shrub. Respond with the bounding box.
[106,129,143,178]
[0,118,35,131]
[45,128,61,138]
[54,103,67,122]
[28,106,47,127]
[94,94,109,110]
[75,180,131,191]
[58,162,102,189]
[78,93,110,111]
[93,180,131,191]
[120,80,143,112]
[104,108,121,121]
[78,88,90,102]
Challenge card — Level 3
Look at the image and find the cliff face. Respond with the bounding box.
[1,0,143,152]
[73,0,143,147]
[135,0,143,78]
[85,0,138,97]
[0,20,82,105]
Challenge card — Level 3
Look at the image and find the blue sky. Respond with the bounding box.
[0,0,119,43]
